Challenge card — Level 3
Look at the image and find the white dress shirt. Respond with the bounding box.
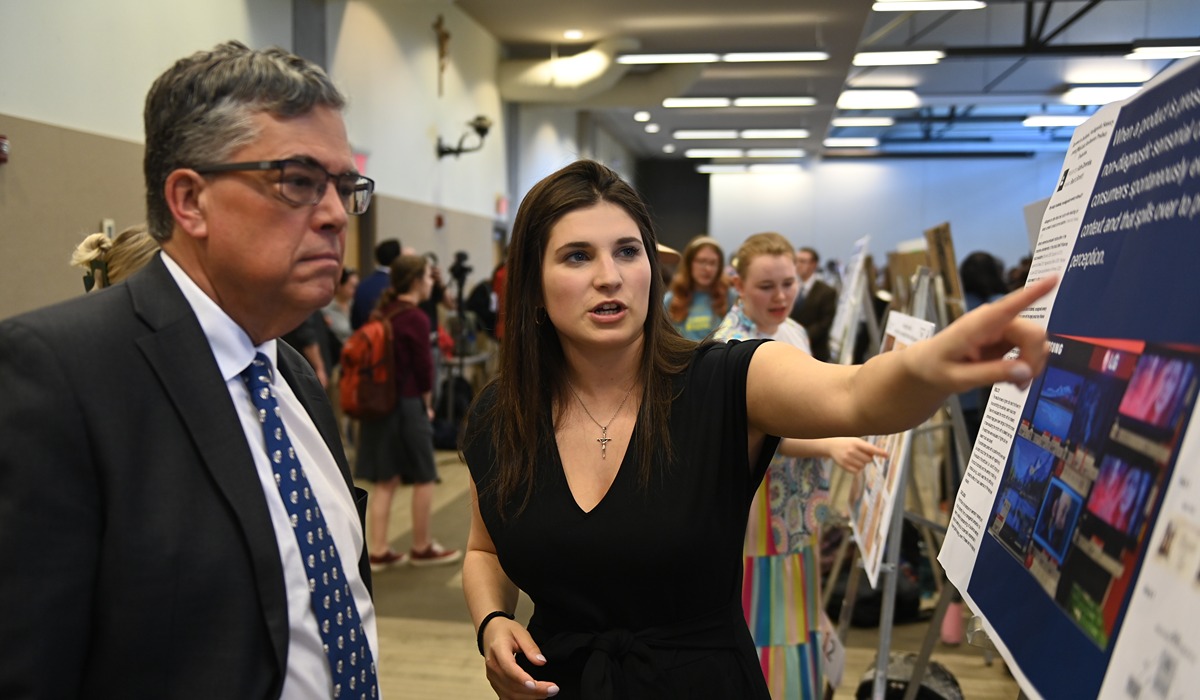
[162,253,381,699]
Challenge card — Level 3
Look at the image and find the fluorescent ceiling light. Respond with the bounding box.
[1062,85,1141,106]
[663,97,731,108]
[732,96,817,107]
[740,129,810,139]
[1126,45,1200,60]
[723,51,829,62]
[837,90,920,109]
[633,111,651,122]
[644,123,661,134]
[673,130,739,139]
[563,29,583,40]
[746,148,805,158]
[831,117,896,127]
[853,50,945,66]
[662,144,677,154]
[617,53,720,64]
[873,1,986,11]
[749,164,803,173]
[697,164,749,174]
[685,148,744,158]
[825,137,880,148]
[1023,115,1089,127]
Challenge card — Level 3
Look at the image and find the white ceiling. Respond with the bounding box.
[453,0,1198,161]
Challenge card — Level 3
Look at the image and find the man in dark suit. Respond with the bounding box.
[789,246,839,362]
[0,42,380,699]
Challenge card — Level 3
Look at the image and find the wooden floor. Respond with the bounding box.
[362,452,1021,699]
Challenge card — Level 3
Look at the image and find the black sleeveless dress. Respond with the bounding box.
[464,340,778,699]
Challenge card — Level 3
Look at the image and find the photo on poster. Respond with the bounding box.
[984,335,1200,651]
[1032,478,1083,563]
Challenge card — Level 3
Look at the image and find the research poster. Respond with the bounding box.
[849,311,936,587]
[939,57,1200,700]
[829,235,870,365]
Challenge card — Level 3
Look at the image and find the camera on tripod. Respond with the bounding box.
[449,251,472,288]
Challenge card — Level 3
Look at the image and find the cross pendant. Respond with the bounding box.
[597,426,612,459]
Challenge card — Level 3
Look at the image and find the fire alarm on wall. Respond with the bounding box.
[0,135,9,164]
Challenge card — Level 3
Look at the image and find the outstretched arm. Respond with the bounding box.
[748,276,1055,441]
[778,437,888,474]
[463,480,560,699]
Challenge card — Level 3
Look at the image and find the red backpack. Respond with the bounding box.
[339,305,403,419]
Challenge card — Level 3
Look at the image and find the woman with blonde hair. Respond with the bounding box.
[713,232,886,698]
[664,235,736,340]
[70,225,159,291]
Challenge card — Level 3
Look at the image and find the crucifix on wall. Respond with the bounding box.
[433,14,450,97]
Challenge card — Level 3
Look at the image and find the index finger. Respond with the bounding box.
[985,275,1058,320]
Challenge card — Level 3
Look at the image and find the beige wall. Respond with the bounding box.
[0,113,145,318]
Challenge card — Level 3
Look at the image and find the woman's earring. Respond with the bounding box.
[535,307,546,325]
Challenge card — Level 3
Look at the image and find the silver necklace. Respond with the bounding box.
[567,382,635,460]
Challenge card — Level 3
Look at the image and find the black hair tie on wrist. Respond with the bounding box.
[476,610,515,656]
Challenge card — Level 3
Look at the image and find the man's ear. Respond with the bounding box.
[164,169,208,240]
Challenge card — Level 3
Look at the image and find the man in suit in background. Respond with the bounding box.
[789,245,839,362]
[0,41,381,698]
[351,237,401,329]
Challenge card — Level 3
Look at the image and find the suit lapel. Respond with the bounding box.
[127,257,290,676]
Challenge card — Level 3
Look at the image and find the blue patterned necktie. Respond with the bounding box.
[241,353,378,699]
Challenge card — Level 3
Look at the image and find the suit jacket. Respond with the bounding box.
[0,256,371,699]
[789,278,838,362]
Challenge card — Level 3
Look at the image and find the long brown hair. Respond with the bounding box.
[376,254,427,309]
[667,236,732,322]
[466,160,695,518]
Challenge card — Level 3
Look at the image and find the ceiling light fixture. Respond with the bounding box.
[644,123,661,134]
[740,129,810,139]
[1022,115,1089,128]
[836,90,920,109]
[617,53,720,64]
[746,148,805,158]
[673,130,739,139]
[1062,85,1141,106]
[732,96,817,107]
[1125,41,1200,60]
[696,164,749,174]
[825,137,880,148]
[663,97,732,108]
[872,1,986,11]
[749,164,803,173]
[723,51,829,62]
[853,50,945,66]
[562,29,583,40]
[633,111,651,122]
[684,148,744,158]
[662,144,677,154]
[831,117,896,127]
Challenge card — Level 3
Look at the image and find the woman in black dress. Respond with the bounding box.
[462,160,1055,700]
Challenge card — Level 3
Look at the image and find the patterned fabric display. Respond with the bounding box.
[241,353,378,699]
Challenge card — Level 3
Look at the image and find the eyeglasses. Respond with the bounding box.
[191,159,375,215]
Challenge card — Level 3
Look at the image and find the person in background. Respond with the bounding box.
[712,232,886,698]
[789,246,839,363]
[1,40,380,698]
[282,310,332,388]
[324,267,359,353]
[355,254,463,570]
[351,237,401,328]
[664,235,737,340]
[958,251,1012,442]
[460,159,1054,699]
[70,224,159,291]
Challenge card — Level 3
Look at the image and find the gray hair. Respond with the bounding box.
[143,40,346,241]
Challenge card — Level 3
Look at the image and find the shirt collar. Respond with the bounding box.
[160,252,278,382]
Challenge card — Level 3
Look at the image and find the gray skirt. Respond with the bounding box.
[354,396,438,485]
